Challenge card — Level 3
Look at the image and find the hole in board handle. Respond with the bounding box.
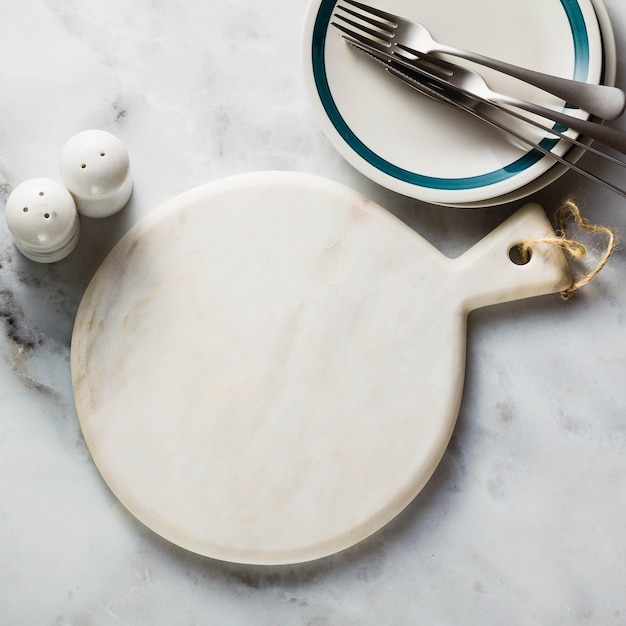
[509,244,531,266]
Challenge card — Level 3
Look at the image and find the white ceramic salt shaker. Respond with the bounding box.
[4,178,80,263]
[60,130,132,218]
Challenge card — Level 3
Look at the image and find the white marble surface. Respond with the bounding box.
[1,1,625,624]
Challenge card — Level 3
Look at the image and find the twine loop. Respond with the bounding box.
[521,198,617,300]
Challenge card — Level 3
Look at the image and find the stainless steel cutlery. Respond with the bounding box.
[334,0,626,120]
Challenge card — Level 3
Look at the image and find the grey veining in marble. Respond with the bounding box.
[1,0,626,624]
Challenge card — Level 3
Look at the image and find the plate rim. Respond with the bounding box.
[302,0,604,203]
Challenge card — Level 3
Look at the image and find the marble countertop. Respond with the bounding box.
[1,1,625,624]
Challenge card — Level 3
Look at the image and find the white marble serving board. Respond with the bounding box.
[70,171,571,564]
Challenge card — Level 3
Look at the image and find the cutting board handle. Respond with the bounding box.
[454,203,572,311]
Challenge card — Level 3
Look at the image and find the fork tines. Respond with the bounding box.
[337,0,398,26]
[333,1,396,45]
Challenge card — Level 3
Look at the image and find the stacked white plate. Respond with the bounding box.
[302,0,617,207]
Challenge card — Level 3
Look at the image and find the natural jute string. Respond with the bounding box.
[520,198,617,300]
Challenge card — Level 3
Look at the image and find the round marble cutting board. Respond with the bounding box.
[71,172,571,564]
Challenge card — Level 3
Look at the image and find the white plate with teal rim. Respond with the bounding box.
[302,0,604,205]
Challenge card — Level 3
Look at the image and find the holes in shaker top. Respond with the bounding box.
[44,213,50,219]
[80,152,106,168]
[39,191,44,196]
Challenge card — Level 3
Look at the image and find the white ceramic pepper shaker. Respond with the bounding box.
[60,129,132,218]
[5,178,80,263]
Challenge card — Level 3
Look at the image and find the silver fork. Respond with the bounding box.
[334,0,626,120]
[344,39,626,200]
[332,20,626,154]
[343,35,626,166]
